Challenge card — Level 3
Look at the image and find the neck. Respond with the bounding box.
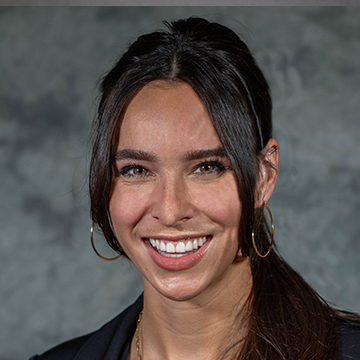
[133,257,252,360]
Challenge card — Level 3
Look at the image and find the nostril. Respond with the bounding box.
[181,217,190,221]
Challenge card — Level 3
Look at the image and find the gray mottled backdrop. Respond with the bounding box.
[1,6,359,360]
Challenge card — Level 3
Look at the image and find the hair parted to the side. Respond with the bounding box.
[90,17,353,359]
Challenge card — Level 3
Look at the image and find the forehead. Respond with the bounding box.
[117,81,222,152]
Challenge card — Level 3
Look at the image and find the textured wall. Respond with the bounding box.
[0,7,359,360]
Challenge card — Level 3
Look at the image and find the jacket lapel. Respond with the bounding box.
[74,294,143,360]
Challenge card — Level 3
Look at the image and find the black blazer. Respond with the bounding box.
[30,294,360,360]
[29,294,143,360]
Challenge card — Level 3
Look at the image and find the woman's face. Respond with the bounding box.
[109,81,249,302]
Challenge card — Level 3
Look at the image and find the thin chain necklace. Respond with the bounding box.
[135,311,143,360]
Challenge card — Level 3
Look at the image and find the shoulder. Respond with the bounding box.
[338,319,360,359]
[28,332,94,360]
[29,294,143,360]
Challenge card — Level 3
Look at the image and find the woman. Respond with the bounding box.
[30,17,360,360]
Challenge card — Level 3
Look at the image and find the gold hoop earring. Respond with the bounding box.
[90,221,122,261]
[251,203,274,258]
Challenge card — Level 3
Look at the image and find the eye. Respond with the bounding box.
[132,167,147,176]
[193,161,226,175]
[119,165,150,178]
[200,164,215,172]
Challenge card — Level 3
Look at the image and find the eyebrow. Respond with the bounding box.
[181,147,228,162]
[113,147,228,163]
[113,149,158,162]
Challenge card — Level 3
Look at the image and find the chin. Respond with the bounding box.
[157,289,204,303]
[146,275,210,303]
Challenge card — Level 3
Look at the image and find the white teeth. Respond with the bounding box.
[161,253,186,258]
[160,241,166,251]
[149,237,208,255]
[185,241,193,251]
[166,242,175,253]
[175,242,185,253]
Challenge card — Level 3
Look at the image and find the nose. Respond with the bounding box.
[150,176,193,227]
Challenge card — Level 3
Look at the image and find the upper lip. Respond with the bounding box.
[143,234,211,242]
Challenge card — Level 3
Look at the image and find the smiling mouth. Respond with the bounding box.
[147,236,211,258]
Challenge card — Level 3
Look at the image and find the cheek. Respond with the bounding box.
[190,178,241,229]
[109,185,149,232]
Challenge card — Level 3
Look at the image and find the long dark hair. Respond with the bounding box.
[90,17,353,359]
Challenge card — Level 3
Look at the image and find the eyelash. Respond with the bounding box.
[118,164,151,178]
[193,160,227,175]
[117,159,228,179]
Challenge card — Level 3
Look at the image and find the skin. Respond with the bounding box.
[109,81,278,360]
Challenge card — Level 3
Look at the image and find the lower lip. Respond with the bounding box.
[144,237,212,271]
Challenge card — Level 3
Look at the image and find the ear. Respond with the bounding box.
[255,138,279,208]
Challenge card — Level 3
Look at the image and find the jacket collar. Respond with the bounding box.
[75,294,143,360]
